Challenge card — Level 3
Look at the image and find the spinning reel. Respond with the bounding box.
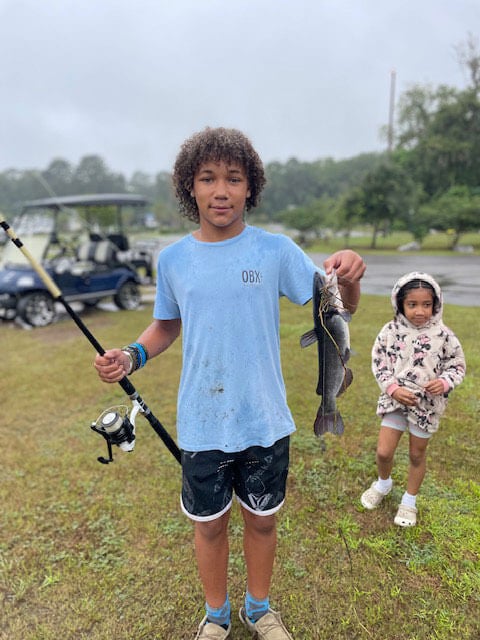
[91,402,141,464]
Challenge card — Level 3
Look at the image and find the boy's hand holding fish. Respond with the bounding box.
[323,249,365,314]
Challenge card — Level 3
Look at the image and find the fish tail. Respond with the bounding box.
[314,409,345,436]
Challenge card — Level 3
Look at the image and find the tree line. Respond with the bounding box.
[0,157,179,229]
[1,35,479,249]
[279,34,480,249]
[0,148,384,231]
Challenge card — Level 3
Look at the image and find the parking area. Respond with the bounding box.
[310,253,480,307]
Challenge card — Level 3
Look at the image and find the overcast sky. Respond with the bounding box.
[1,0,478,178]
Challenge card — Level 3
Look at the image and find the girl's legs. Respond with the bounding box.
[394,433,430,527]
[376,425,403,480]
[361,426,403,509]
[405,433,430,497]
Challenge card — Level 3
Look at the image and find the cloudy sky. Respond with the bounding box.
[1,0,478,178]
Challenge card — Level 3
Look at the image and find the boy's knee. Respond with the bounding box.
[245,513,276,536]
[195,516,228,542]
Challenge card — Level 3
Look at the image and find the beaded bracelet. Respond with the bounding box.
[132,341,149,367]
[121,342,149,374]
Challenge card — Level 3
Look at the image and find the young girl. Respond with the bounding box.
[361,272,466,527]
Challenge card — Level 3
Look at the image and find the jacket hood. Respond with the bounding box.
[391,271,443,326]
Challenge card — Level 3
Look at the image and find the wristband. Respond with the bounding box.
[131,341,149,367]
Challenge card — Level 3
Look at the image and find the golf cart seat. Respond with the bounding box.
[107,233,129,251]
[76,239,118,268]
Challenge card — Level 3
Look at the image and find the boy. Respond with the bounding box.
[94,127,365,639]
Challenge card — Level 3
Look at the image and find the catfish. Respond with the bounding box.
[300,271,353,436]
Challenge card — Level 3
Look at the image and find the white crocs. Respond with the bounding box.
[360,481,392,510]
[394,504,417,527]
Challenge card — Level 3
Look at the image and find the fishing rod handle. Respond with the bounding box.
[0,214,62,298]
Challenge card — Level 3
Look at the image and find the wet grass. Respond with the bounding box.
[0,295,478,639]
[305,230,480,255]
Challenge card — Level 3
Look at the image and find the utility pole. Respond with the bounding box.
[387,69,396,153]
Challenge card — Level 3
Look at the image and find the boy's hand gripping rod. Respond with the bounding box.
[0,213,181,465]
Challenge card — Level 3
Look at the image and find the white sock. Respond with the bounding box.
[375,476,392,494]
[401,491,417,508]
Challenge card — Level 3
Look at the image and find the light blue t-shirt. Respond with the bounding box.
[154,225,321,452]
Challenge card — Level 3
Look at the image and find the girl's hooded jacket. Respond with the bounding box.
[372,272,466,433]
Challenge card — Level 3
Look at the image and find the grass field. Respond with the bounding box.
[300,230,480,255]
[1,294,478,639]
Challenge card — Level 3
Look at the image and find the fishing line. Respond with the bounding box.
[317,278,350,369]
[338,526,375,638]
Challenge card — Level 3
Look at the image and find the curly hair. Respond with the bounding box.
[172,127,266,223]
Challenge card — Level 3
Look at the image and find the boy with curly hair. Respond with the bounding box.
[94,127,365,639]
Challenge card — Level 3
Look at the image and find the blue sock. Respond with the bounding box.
[205,594,231,628]
[245,591,269,623]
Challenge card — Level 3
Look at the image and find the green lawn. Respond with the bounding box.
[304,230,480,255]
[1,295,478,639]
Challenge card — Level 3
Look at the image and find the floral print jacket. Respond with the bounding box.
[372,272,466,433]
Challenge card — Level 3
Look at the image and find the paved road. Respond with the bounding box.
[310,252,480,307]
[150,236,479,306]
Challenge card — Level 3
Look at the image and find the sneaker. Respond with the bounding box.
[360,481,392,510]
[394,504,417,527]
[239,607,293,639]
[194,615,231,640]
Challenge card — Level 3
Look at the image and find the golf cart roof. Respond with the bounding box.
[22,194,149,210]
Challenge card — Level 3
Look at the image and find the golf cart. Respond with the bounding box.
[0,193,154,327]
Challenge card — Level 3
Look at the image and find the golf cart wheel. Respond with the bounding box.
[114,281,141,310]
[17,291,56,327]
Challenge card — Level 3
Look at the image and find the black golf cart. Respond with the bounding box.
[0,193,155,327]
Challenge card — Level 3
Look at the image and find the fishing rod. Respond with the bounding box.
[0,212,181,466]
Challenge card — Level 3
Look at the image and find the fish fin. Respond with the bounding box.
[300,328,317,348]
[314,410,345,436]
[337,368,353,396]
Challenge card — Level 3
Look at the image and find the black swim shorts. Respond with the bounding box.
[180,436,290,521]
